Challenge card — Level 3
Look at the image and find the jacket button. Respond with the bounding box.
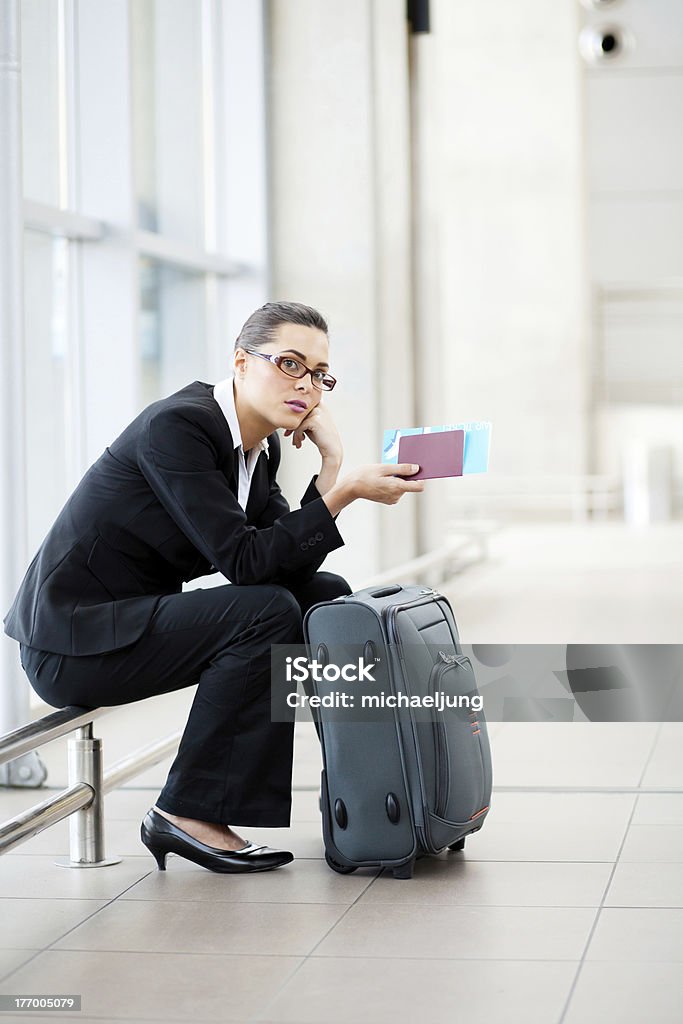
[300,541,309,551]
[315,532,323,541]
[308,536,316,546]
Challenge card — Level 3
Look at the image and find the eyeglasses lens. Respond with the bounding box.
[279,358,335,391]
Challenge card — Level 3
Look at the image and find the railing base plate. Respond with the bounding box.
[54,856,122,868]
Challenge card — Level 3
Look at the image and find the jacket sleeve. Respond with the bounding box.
[254,433,343,586]
[137,405,345,586]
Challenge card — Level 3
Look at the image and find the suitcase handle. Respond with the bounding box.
[369,584,403,599]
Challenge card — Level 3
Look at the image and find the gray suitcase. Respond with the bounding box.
[302,583,492,879]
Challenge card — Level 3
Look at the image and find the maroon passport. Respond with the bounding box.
[397,430,465,480]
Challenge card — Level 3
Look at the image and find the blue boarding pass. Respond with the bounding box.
[382,422,492,474]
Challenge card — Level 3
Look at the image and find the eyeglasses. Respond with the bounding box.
[244,348,337,391]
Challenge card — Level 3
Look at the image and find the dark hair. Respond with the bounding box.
[234,301,328,352]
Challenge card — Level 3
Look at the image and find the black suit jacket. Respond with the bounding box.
[3,381,345,656]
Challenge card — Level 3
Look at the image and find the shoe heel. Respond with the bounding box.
[140,825,168,870]
[147,844,167,870]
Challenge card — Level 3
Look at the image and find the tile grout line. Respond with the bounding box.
[556,720,666,1024]
[0,950,628,964]
[0,867,158,987]
[247,865,387,1022]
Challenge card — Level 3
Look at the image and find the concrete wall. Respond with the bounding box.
[267,0,417,584]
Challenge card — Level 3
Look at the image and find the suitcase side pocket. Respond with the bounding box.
[428,656,488,823]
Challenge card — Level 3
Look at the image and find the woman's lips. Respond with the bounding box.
[286,400,308,413]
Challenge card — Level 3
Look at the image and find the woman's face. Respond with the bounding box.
[234,322,330,431]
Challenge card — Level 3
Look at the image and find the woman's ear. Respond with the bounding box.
[233,347,247,379]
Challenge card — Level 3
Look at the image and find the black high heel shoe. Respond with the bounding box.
[140,808,294,873]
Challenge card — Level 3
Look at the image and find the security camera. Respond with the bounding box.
[579,0,619,10]
[578,24,631,63]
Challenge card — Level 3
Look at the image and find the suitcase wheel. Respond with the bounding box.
[325,851,357,874]
[392,857,416,879]
[448,837,466,851]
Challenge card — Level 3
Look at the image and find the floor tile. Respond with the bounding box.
[0,948,40,982]
[360,858,611,907]
[620,825,683,862]
[312,904,596,960]
[586,908,683,961]
[0,1017,88,1024]
[0,949,303,1021]
[290,788,324,822]
[460,819,625,862]
[255,957,577,1023]
[0,856,153,900]
[487,723,656,787]
[120,856,379,903]
[564,961,683,1024]
[0,899,108,949]
[487,791,635,826]
[52,899,348,956]
[633,793,683,825]
[605,862,683,908]
[641,725,683,787]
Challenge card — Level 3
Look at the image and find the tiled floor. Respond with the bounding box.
[0,522,682,1023]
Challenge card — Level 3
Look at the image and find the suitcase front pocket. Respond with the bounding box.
[427,655,488,823]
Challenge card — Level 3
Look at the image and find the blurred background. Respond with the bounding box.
[2,0,682,722]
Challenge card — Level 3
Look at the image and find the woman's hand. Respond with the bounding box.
[284,399,343,464]
[321,463,424,517]
[346,463,425,504]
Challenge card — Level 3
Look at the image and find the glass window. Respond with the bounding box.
[131,0,207,245]
[21,0,63,206]
[23,232,71,551]
[139,258,209,406]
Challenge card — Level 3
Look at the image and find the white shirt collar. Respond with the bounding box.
[212,376,269,459]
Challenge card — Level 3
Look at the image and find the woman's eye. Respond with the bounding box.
[312,371,325,382]
[282,358,299,370]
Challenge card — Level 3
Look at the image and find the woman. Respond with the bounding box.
[4,301,424,874]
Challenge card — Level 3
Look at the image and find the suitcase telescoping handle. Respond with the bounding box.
[369,585,403,599]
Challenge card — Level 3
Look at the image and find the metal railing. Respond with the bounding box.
[448,474,622,522]
[357,519,496,589]
[0,706,181,868]
[0,530,495,868]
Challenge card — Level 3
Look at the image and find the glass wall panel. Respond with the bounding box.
[131,0,206,244]
[21,0,62,205]
[23,232,71,551]
[139,258,209,407]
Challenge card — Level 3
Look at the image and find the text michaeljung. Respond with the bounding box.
[285,690,483,713]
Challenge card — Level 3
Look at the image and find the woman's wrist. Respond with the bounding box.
[321,477,356,518]
[320,452,343,470]
[314,454,343,498]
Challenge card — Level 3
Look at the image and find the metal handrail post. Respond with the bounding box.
[56,723,120,868]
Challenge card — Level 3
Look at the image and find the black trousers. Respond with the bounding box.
[19,572,352,827]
